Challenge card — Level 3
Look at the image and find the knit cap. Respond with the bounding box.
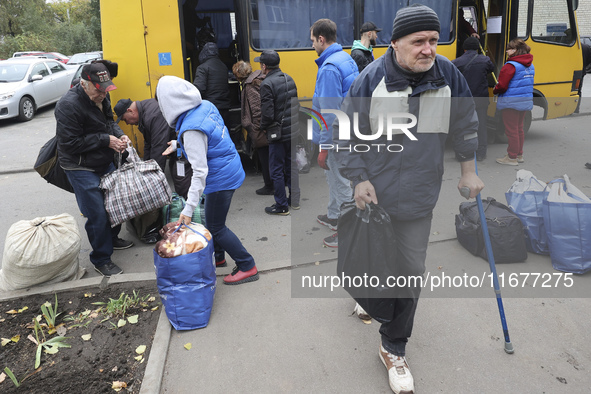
[463,36,480,51]
[391,4,441,41]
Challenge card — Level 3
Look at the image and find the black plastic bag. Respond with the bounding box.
[34,136,74,193]
[336,202,399,323]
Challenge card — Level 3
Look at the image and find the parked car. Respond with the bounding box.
[67,51,103,66]
[40,52,70,64]
[0,57,76,121]
[12,51,44,58]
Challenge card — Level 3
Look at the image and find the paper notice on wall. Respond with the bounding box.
[488,16,502,34]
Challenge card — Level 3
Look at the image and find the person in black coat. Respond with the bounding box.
[452,37,494,161]
[114,98,192,199]
[258,50,300,215]
[193,42,231,124]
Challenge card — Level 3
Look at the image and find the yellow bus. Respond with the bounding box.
[101,0,584,148]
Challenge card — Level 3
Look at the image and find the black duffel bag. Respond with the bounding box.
[34,136,74,193]
[455,197,528,263]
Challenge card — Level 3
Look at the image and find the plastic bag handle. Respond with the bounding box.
[171,223,208,243]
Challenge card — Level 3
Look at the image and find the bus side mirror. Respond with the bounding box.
[571,0,578,10]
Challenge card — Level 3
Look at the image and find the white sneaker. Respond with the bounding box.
[354,303,371,321]
[379,345,415,394]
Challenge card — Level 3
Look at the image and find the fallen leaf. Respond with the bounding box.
[150,306,159,311]
[184,343,192,350]
[68,311,75,315]
[84,293,94,298]
[147,296,156,302]
[0,372,5,383]
[112,366,118,372]
[362,319,372,325]
[1,338,11,346]
[89,312,99,319]
[6,310,18,314]
[81,334,92,341]
[48,327,57,335]
[432,231,439,235]
[11,335,20,343]
[99,369,104,373]
[27,334,39,345]
[117,319,126,328]
[112,381,127,391]
[127,315,139,324]
[136,345,146,354]
[0,318,4,322]
[315,261,320,265]
[81,310,91,317]
[18,306,28,313]
[134,355,143,361]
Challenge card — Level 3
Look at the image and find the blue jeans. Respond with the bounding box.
[204,189,255,272]
[325,150,353,219]
[66,165,121,268]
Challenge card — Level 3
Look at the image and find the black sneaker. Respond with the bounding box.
[112,238,134,250]
[256,186,274,195]
[323,233,338,248]
[94,262,123,277]
[265,204,290,216]
[317,214,338,231]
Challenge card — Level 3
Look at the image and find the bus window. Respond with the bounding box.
[531,1,575,45]
[249,0,354,50]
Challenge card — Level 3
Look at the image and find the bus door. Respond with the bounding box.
[102,0,185,153]
[484,0,581,122]
[182,0,248,153]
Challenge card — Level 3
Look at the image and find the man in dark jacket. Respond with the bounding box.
[452,36,494,160]
[114,98,192,198]
[258,50,300,215]
[335,5,484,393]
[193,42,231,124]
[56,62,134,277]
[351,21,382,72]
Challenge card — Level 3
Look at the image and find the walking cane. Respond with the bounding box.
[460,157,514,354]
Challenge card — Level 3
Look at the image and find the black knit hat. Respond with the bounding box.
[391,4,441,41]
[463,36,480,51]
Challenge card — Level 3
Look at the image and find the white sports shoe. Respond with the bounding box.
[354,303,371,321]
[379,345,415,394]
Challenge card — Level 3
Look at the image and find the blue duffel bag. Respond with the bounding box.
[153,224,216,330]
[505,170,549,255]
[542,175,591,274]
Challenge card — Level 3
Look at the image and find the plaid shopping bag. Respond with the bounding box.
[100,146,172,227]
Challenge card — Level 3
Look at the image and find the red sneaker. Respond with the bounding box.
[216,259,227,267]
[223,266,259,285]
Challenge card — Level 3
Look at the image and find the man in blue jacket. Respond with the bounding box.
[335,5,484,393]
[310,18,359,248]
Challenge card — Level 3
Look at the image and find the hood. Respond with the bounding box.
[0,81,23,93]
[199,42,219,64]
[156,76,202,128]
[244,69,264,85]
[351,40,371,52]
[508,53,533,67]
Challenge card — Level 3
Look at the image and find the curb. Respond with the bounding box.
[0,271,170,394]
[139,308,171,394]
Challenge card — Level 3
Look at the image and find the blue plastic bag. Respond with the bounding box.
[505,170,549,255]
[542,176,591,274]
[153,224,216,330]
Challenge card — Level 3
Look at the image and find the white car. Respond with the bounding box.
[0,57,76,121]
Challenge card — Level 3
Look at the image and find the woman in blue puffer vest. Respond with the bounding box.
[493,38,534,166]
[157,76,259,286]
